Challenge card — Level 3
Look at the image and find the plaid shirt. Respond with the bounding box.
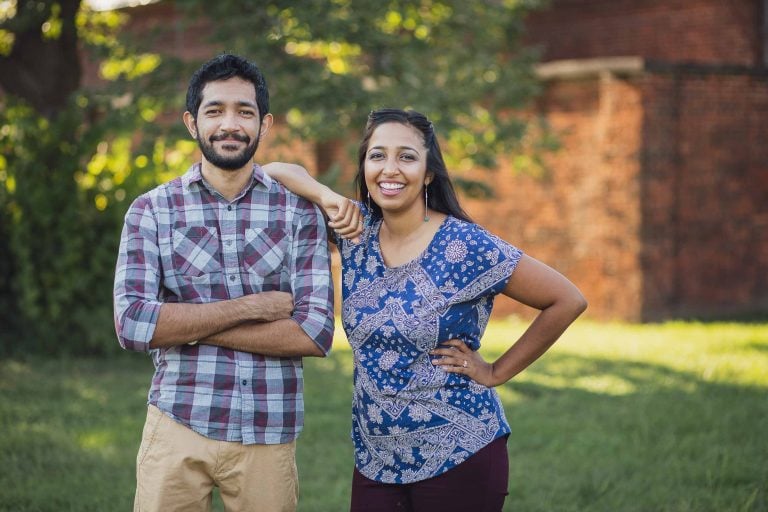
[113,163,334,444]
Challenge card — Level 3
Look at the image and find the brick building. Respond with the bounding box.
[509,0,768,320]
[95,0,768,321]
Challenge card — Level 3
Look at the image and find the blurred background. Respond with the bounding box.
[1,0,767,355]
[1,2,767,511]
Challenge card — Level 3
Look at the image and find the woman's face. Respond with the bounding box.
[364,122,432,217]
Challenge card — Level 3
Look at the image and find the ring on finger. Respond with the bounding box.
[462,360,468,368]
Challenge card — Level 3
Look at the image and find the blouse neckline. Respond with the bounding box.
[372,216,452,271]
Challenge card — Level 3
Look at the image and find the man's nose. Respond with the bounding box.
[219,111,240,131]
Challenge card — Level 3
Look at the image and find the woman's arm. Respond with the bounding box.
[431,254,587,387]
[263,162,362,240]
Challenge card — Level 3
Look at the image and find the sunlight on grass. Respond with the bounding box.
[526,373,639,395]
[494,385,529,404]
[2,321,766,512]
[0,360,32,389]
[78,430,118,454]
[332,317,768,393]
[330,318,352,351]
[484,318,768,387]
[310,318,768,511]
[73,382,109,405]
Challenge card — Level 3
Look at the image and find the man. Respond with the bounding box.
[113,54,334,512]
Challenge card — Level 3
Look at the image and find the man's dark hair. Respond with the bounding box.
[185,54,270,123]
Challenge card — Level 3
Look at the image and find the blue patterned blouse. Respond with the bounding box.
[336,207,523,484]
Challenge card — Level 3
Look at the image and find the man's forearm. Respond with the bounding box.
[201,319,326,357]
[149,291,293,349]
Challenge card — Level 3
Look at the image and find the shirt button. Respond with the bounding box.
[225,240,232,246]
[242,379,247,386]
[227,205,232,211]
[229,275,236,281]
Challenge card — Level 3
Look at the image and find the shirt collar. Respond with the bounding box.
[182,162,273,196]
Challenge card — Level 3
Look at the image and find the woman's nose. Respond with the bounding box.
[382,157,398,174]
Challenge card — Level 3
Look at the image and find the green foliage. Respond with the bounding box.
[178,0,546,173]
[0,0,550,355]
[0,94,151,355]
[0,2,190,355]
[0,99,105,354]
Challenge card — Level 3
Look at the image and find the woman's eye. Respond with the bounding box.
[368,152,384,160]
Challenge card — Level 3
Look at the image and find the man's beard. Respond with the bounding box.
[197,130,260,171]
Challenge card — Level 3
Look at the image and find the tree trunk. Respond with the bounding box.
[0,0,82,118]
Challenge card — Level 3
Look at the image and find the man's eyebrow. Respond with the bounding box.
[201,100,258,109]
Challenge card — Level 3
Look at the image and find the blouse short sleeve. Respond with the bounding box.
[424,219,523,303]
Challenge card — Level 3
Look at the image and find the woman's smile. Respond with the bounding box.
[378,181,406,196]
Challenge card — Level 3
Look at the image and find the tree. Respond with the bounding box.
[0,0,546,355]
[179,0,544,181]
[0,0,181,355]
[1,1,83,354]
[0,0,81,118]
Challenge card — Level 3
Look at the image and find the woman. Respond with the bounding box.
[265,108,587,512]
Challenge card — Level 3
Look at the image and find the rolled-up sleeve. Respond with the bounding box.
[113,195,163,352]
[290,202,335,355]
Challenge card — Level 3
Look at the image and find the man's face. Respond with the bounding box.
[186,77,269,172]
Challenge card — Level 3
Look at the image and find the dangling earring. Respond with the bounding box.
[423,184,430,223]
[367,191,371,210]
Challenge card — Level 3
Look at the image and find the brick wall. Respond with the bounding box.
[516,0,768,320]
[464,72,645,320]
[478,63,768,321]
[641,70,768,319]
[524,0,763,67]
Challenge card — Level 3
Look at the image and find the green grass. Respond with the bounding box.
[1,320,767,511]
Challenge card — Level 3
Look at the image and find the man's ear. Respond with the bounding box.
[259,113,274,138]
[183,111,197,138]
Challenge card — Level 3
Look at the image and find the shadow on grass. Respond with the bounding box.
[1,350,765,512]
[0,354,152,512]
[300,350,768,512]
[745,340,768,353]
[500,352,768,512]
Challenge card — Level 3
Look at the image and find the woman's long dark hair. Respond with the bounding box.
[354,108,473,223]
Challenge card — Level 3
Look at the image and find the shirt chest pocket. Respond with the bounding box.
[243,227,289,282]
[172,226,222,279]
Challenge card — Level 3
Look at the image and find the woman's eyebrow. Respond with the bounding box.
[368,145,419,152]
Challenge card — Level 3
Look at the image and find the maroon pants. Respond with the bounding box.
[350,435,509,512]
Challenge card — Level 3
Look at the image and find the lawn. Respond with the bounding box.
[1,320,766,511]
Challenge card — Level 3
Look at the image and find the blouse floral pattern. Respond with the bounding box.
[336,207,523,484]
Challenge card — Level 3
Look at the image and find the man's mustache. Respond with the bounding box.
[210,132,251,144]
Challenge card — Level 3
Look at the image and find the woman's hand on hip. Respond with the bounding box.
[430,339,499,387]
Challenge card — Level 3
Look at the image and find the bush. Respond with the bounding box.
[0,91,188,356]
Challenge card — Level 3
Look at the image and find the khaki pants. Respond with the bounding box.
[134,405,299,512]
